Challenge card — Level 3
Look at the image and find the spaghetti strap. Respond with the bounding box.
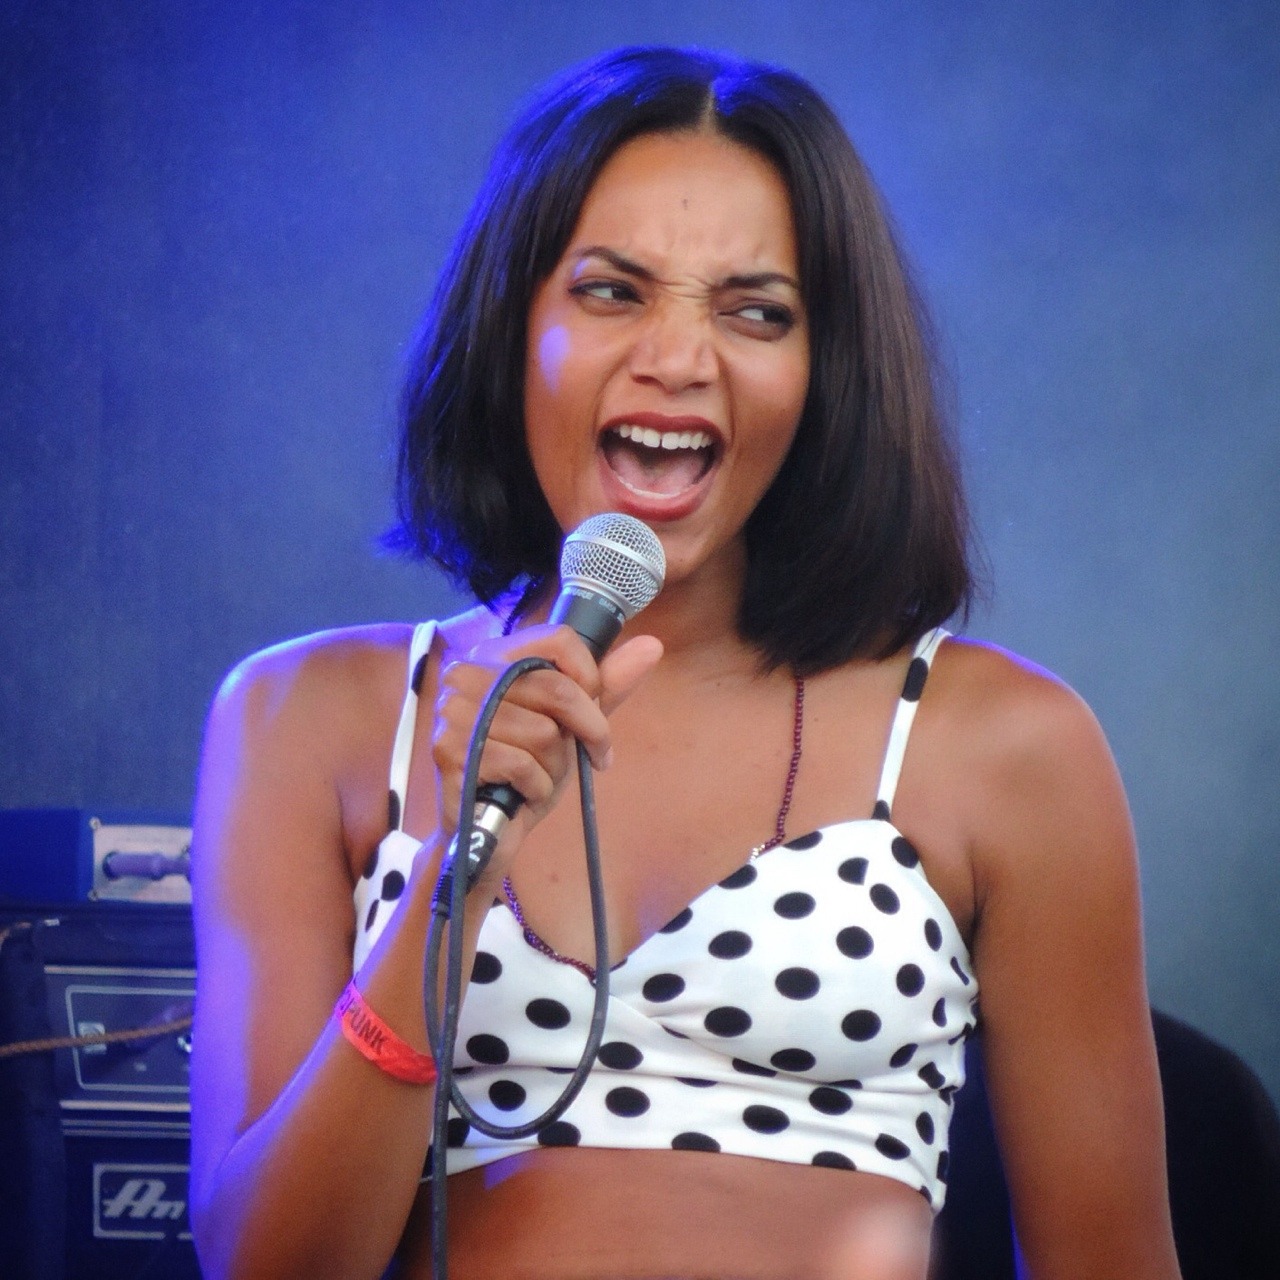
[873,627,949,819]
[386,620,438,832]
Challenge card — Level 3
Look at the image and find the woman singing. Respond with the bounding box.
[188,45,1182,1280]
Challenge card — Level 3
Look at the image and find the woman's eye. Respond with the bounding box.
[570,280,638,304]
[729,302,796,334]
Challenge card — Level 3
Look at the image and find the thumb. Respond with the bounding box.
[597,634,663,717]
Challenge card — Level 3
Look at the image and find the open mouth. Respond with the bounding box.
[599,423,718,498]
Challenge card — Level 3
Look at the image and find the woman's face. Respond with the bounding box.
[524,129,810,592]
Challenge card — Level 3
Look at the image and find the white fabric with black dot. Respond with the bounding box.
[354,623,976,1210]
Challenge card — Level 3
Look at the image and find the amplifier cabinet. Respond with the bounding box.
[0,902,201,1279]
[45,965,194,1112]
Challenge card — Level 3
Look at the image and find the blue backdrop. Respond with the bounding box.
[3,1,1277,1102]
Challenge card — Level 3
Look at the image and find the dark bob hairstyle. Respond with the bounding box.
[390,45,974,674]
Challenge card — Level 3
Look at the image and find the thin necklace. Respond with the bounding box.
[749,674,805,860]
[499,651,806,980]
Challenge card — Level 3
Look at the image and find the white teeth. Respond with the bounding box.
[612,423,712,451]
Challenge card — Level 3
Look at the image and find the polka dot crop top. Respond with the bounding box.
[353,624,977,1209]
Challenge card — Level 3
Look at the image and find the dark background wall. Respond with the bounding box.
[3,2,1277,1102]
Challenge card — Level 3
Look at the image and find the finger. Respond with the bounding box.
[443,660,613,771]
[472,737,565,815]
[432,722,566,829]
[471,623,603,699]
[496,678,613,773]
[470,696,578,784]
[433,666,605,804]
[597,635,664,718]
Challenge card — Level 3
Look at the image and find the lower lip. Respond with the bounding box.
[594,448,718,523]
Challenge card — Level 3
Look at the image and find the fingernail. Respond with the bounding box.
[599,747,614,771]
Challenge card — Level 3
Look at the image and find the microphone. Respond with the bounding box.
[443,513,665,897]
[547,511,667,660]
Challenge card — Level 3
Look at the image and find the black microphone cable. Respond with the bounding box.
[418,511,664,1278]
[422,655,614,1280]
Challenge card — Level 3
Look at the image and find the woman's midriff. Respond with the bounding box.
[395,1147,934,1279]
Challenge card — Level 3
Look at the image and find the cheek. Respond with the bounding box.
[749,358,808,457]
[534,323,571,394]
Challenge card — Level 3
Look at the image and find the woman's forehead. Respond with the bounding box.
[560,131,800,283]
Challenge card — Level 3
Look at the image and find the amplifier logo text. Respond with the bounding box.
[93,1163,193,1240]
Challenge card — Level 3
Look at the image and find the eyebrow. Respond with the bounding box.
[573,246,800,293]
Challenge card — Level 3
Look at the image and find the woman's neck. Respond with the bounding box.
[513,542,764,680]
[618,569,756,677]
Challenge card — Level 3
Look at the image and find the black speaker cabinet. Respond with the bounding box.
[0,901,201,1279]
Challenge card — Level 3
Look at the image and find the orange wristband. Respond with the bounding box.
[334,981,437,1086]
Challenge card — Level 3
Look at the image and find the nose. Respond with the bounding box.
[626,298,717,393]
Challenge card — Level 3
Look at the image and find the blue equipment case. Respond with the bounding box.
[0,809,191,905]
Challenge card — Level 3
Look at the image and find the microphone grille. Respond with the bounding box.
[559,513,666,617]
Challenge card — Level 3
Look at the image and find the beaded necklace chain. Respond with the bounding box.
[495,597,806,979]
[748,674,805,860]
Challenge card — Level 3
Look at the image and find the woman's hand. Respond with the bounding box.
[430,622,663,842]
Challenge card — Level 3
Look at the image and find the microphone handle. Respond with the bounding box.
[547,585,626,662]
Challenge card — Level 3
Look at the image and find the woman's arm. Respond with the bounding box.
[188,623,660,1279]
[189,631,452,1280]
[963,652,1182,1280]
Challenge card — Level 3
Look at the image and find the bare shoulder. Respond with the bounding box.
[933,636,1116,789]
[200,620,458,877]
[194,626,407,895]
[197,611,506,873]
[212,602,505,720]
[928,636,1130,886]
[211,622,416,732]
[932,635,1105,750]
